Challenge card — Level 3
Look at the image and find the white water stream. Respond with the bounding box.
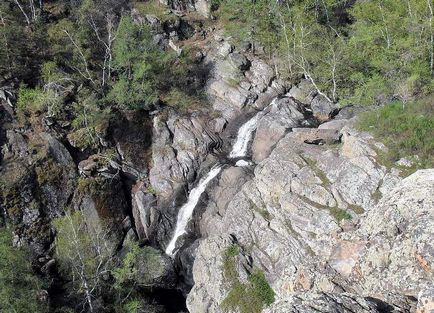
[165,165,223,256]
[165,100,275,256]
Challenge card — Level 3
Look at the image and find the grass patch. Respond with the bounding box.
[221,245,275,313]
[35,159,64,186]
[224,77,242,87]
[300,154,331,186]
[357,98,434,171]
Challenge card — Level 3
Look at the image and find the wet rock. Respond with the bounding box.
[149,111,222,200]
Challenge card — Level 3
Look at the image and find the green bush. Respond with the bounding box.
[357,99,434,170]
[221,245,275,313]
[17,84,63,116]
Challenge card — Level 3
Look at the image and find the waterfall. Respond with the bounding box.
[165,99,276,256]
[229,100,276,158]
[229,113,262,158]
[165,165,223,256]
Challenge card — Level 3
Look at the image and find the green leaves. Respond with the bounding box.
[108,16,167,110]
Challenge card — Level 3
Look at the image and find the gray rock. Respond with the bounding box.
[418,286,434,313]
[264,293,382,313]
[318,119,349,132]
[335,105,367,120]
[252,97,309,162]
[311,95,338,121]
[245,59,275,92]
[291,128,341,145]
[288,79,317,105]
[131,181,157,241]
[229,53,250,71]
[218,42,234,57]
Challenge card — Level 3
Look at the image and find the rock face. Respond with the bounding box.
[149,110,222,200]
[206,34,286,121]
[187,116,433,313]
[263,293,383,313]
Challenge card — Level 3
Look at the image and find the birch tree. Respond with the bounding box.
[54,210,115,313]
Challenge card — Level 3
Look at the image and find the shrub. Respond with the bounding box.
[17,84,63,116]
[329,207,352,222]
[221,245,275,313]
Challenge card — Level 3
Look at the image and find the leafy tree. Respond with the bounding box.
[53,210,115,313]
[109,16,168,110]
[0,227,47,313]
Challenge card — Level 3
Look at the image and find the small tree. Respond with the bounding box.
[54,210,115,313]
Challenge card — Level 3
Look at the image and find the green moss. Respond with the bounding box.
[249,199,272,221]
[133,0,178,23]
[300,154,331,186]
[224,77,242,87]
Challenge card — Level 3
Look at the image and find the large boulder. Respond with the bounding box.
[251,97,312,162]
[311,95,338,122]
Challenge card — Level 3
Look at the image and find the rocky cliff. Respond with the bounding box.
[0,5,433,312]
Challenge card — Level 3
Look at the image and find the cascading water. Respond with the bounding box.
[165,99,276,256]
[229,99,276,159]
[165,165,223,256]
[229,113,263,158]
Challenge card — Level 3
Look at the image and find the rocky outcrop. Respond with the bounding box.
[251,96,314,162]
[160,0,211,18]
[72,175,130,251]
[263,293,383,313]
[149,110,222,199]
[187,118,434,313]
[206,34,286,121]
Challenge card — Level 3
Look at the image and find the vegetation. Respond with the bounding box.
[0,227,47,313]
[215,0,434,105]
[54,210,115,313]
[221,244,275,313]
[357,98,434,170]
[1,0,208,150]
[329,207,352,222]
